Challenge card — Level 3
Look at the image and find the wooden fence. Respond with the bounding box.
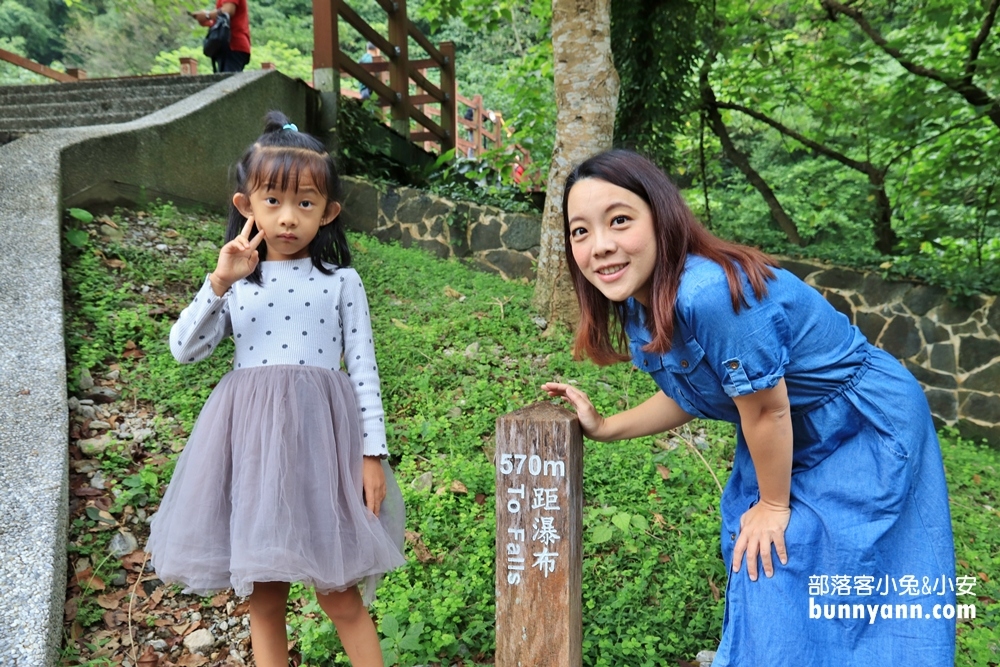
[315,0,531,168]
[0,48,85,82]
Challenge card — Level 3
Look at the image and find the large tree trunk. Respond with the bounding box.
[532,0,620,326]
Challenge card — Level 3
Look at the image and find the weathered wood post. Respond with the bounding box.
[495,402,583,667]
[386,0,410,139]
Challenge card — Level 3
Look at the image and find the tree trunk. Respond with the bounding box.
[532,0,620,326]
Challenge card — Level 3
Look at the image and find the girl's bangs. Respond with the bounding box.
[246,147,330,197]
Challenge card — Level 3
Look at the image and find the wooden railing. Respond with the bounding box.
[314,0,457,154]
[0,48,85,83]
[314,0,531,171]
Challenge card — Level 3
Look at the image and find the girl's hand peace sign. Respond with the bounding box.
[209,217,265,296]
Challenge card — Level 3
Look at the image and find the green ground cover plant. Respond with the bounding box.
[62,203,998,666]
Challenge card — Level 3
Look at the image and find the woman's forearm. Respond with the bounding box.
[595,390,694,442]
[732,379,793,506]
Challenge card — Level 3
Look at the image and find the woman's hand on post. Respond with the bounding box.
[210,217,264,296]
[541,382,607,440]
[731,500,790,581]
[362,456,387,517]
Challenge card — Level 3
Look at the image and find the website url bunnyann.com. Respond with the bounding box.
[809,599,976,624]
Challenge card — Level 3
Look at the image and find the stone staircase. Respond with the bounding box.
[0,73,235,145]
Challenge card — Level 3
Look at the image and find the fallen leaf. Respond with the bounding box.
[404,530,440,563]
[652,513,666,528]
[474,493,486,505]
[17,388,30,395]
[103,259,127,269]
[65,597,79,621]
[708,577,721,602]
[163,229,179,238]
[443,286,465,299]
[148,589,164,609]
[656,464,671,480]
[123,348,146,359]
[70,621,84,641]
[390,318,410,330]
[121,549,149,571]
[72,568,106,592]
[973,474,981,485]
[176,654,209,667]
[96,593,121,610]
[979,572,990,583]
[172,622,191,636]
[137,645,159,667]
[98,216,118,229]
[659,553,671,563]
[210,593,228,608]
[450,480,468,494]
[233,600,250,616]
[125,340,137,350]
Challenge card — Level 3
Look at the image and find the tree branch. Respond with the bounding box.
[713,101,873,175]
[821,0,1000,130]
[714,100,899,253]
[966,0,1000,81]
[820,0,951,84]
[885,112,992,172]
[699,60,803,246]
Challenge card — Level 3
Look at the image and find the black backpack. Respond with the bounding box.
[203,11,232,59]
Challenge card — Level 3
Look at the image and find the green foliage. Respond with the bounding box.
[63,0,195,76]
[610,0,703,167]
[939,428,1000,664]
[63,203,1000,666]
[656,0,1000,293]
[412,0,555,182]
[422,149,539,212]
[0,0,66,63]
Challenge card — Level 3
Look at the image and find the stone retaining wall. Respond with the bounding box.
[340,177,540,281]
[780,259,1000,445]
[338,177,1000,446]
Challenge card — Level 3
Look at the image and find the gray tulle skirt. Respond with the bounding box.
[147,365,406,604]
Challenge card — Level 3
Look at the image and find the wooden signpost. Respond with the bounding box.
[495,402,583,667]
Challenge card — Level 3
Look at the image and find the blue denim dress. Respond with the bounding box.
[625,256,955,666]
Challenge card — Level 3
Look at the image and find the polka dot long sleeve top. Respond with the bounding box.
[169,258,389,457]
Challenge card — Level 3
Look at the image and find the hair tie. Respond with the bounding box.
[282,123,298,132]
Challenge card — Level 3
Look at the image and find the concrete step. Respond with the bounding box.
[0,110,160,132]
[0,73,237,139]
[0,80,214,107]
[0,73,232,104]
[0,94,190,124]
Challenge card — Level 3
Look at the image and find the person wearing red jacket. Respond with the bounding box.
[191,1,251,73]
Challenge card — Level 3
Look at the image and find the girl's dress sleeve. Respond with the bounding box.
[340,270,390,458]
[169,276,234,364]
[680,270,790,398]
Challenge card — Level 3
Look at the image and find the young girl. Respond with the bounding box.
[147,111,405,667]
[543,149,956,665]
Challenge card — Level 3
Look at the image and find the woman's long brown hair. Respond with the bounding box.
[562,149,778,365]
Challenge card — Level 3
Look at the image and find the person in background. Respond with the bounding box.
[191,1,251,73]
[359,42,380,100]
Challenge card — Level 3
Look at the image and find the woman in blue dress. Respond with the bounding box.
[542,149,956,665]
